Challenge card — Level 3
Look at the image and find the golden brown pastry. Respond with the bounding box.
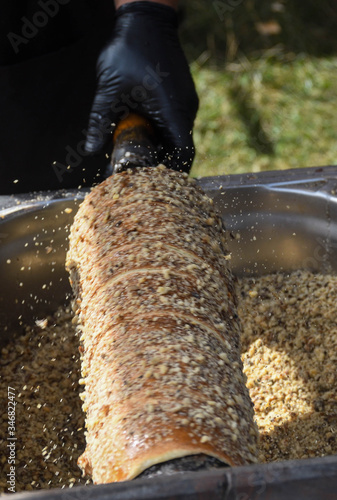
[66,165,258,484]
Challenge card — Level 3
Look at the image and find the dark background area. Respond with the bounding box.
[180,0,337,64]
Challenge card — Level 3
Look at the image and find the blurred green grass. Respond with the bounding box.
[179,0,337,177]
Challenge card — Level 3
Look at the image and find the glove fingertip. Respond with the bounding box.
[84,117,116,154]
[84,135,105,154]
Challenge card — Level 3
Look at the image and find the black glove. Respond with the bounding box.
[85,1,199,173]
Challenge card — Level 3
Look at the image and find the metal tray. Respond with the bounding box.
[1,166,337,499]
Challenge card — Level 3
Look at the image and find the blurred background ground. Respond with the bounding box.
[179,0,337,177]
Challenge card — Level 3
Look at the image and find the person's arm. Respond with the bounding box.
[85,0,198,173]
[115,0,178,10]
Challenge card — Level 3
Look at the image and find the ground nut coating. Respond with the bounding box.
[1,270,336,493]
[239,270,337,463]
[66,166,258,483]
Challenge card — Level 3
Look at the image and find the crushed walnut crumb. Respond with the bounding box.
[238,270,337,463]
[1,267,336,489]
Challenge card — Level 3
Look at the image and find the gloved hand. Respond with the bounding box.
[85,1,199,173]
